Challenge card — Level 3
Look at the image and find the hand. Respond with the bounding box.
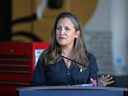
[90,78,97,87]
[98,74,115,87]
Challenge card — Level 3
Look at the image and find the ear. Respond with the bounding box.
[75,30,80,38]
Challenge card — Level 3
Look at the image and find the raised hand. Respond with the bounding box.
[98,74,115,87]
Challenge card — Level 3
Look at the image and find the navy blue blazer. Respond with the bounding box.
[32,53,98,86]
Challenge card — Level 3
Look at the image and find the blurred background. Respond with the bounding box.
[0,0,128,95]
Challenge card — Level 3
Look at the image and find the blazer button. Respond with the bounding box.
[66,71,71,76]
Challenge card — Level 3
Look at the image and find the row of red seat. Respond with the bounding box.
[0,42,48,96]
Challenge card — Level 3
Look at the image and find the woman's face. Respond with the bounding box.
[56,17,79,47]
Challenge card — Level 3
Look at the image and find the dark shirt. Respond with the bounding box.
[32,53,98,86]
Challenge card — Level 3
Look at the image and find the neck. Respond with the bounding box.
[61,45,73,57]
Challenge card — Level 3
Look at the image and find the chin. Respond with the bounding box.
[59,43,67,46]
[58,42,67,46]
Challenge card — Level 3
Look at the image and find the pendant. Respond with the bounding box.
[80,68,83,72]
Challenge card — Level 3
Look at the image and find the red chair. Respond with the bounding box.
[0,42,48,96]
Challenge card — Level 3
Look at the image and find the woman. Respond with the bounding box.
[32,12,106,86]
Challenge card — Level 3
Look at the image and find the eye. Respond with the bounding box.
[56,26,62,31]
[64,26,70,31]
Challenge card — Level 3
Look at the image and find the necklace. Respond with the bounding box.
[64,58,71,68]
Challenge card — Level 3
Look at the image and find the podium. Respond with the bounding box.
[17,86,128,96]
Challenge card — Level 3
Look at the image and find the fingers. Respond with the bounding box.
[102,80,115,87]
[101,74,110,79]
[105,80,115,85]
[105,77,113,82]
[90,78,97,87]
[102,75,113,82]
[98,74,115,87]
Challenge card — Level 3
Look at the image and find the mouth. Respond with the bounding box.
[58,36,66,39]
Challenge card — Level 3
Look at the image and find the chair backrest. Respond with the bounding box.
[0,42,49,96]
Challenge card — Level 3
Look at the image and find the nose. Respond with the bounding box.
[58,28,66,35]
[60,30,65,35]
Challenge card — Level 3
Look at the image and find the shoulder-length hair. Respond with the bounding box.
[42,12,89,68]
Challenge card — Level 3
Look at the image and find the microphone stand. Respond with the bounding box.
[61,55,84,67]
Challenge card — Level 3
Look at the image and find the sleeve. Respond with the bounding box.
[31,57,46,86]
[88,53,99,82]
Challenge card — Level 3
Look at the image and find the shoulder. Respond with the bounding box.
[40,49,49,57]
[39,49,57,65]
[87,52,99,73]
[39,49,50,62]
[87,52,98,68]
[37,49,49,65]
[87,52,97,62]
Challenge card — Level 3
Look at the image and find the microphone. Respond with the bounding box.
[61,55,83,66]
[61,55,86,72]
